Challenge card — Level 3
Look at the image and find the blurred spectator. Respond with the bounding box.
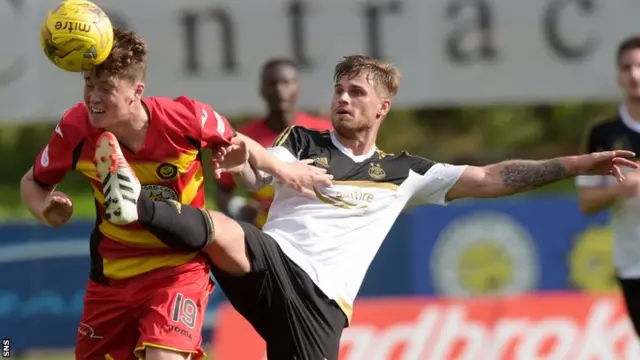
[215,58,332,228]
[576,35,640,337]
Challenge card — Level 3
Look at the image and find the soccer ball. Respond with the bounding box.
[40,0,114,72]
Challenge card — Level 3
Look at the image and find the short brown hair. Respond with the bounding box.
[617,36,640,65]
[90,28,147,82]
[333,55,400,96]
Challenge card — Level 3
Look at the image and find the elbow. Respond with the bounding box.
[479,169,514,198]
[20,170,34,200]
[577,201,590,215]
[577,198,598,216]
[578,203,598,216]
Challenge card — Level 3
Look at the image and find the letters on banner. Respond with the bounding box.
[214,293,639,360]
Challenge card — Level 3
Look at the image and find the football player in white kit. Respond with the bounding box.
[577,36,640,337]
[100,55,636,359]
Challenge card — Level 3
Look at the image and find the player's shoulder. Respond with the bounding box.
[381,150,436,175]
[147,96,195,116]
[296,124,331,140]
[585,115,623,138]
[273,125,330,148]
[170,95,203,110]
[60,102,89,124]
[149,95,216,113]
[146,96,213,130]
[289,125,331,147]
[57,102,90,140]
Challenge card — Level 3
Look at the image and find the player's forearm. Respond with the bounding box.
[480,157,577,196]
[237,133,286,182]
[20,169,52,223]
[231,163,271,192]
[577,186,619,215]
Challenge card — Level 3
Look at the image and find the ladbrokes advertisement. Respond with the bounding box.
[214,293,639,360]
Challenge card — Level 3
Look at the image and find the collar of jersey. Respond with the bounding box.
[619,104,640,134]
[329,130,377,163]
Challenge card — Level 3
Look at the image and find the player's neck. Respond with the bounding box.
[625,100,640,122]
[105,102,149,149]
[265,111,296,133]
[332,130,376,156]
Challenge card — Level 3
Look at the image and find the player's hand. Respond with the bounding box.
[575,150,638,183]
[275,159,333,197]
[42,191,73,227]
[212,137,249,179]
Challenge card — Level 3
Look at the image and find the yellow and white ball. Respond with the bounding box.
[40,1,114,72]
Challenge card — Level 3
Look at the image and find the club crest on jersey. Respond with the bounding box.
[157,163,178,180]
[313,157,330,168]
[142,185,178,201]
[368,163,386,180]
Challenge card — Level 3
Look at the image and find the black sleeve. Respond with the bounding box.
[407,153,436,175]
[271,125,311,159]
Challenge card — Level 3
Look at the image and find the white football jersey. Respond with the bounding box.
[575,105,640,279]
[263,127,466,320]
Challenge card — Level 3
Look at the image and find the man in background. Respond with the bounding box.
[215,58,332,228]
[576,35,640,337]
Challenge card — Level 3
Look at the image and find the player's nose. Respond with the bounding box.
[337,95,349,106]
[87,95,102,106]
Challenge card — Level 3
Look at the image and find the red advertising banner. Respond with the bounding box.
[213,293,640,359]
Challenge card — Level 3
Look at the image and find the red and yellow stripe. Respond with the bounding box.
[77,149,208,279]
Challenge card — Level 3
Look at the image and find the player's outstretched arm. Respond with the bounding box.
[216,133,332,196]
[212,133,284,191]
[20,167,73,227]
[21,167,52,220]
[445,151,638,202]
[235,133,285,190]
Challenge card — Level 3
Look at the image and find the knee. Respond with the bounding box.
[145,347,191,360]
[208,211,245,249]
[204,211,251,274]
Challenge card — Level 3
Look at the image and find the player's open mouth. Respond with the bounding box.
[90,108,105,114]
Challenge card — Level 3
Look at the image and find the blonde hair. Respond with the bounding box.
[333,55,401,96]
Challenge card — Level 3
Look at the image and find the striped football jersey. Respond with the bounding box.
[33,96,235,281]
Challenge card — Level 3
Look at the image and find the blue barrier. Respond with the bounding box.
[410,197,611,296]
[0,196,614,351]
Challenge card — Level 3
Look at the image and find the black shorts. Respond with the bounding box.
[211,222,347,360]
[618,277,640,336]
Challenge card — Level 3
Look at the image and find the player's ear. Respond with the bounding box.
[134,83,145,100]
[378,98,391,118]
